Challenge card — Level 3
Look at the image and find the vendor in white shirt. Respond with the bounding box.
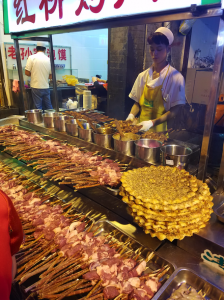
[127,27,186,132]
[25,41,53,110]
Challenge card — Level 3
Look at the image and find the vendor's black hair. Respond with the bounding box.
[36,46,46,52]
[147,32,169,46]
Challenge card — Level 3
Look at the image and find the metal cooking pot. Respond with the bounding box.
[25,109,43,124]
[93,133,112,149]
[160,144,192,169]
[78,127,92,142]
[65,119,78,136]
[53,115,74,132]
[43,112,63,128]
[44,109,55,113]
[113,133,139,156]
[96,127,114,134]
[135,139,162,164]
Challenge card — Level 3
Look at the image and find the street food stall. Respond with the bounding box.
[2,0,224,299]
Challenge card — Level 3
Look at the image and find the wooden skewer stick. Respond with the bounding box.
[85,280,102,299]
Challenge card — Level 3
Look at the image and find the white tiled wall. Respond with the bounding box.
[52,29,108,82]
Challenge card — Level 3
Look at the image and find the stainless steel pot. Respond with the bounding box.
[65,119,78,136]
[96,126,114,134]
[113,133,139,156]
[25,109,43,124]
[78,127,92,142]
[93,133,112,149]
[44,109,55,113]
[43,112,63,128]
[135,139,162,164]
[160,144,192,169]
[53,115,74,132]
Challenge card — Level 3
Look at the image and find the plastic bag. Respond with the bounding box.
[62,75,79,86]
[179,19,196,35]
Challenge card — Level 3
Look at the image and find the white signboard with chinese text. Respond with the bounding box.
[4,0,221,34]
[5,43,71,80]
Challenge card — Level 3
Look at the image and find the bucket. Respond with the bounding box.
[93,133,112,149]
[25,109,43,124]
[160,144,192,169]
[53,115,74,132]
[135,139,162,164]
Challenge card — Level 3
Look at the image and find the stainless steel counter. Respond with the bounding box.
[177,191,224,258]
[157,242,224,293]
[1,116,224,293]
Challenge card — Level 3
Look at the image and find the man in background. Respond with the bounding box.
[25,41,53,110]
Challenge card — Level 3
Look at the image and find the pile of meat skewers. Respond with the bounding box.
[64,110,114,123]
[0,125,122,190]
[0,162,171,300]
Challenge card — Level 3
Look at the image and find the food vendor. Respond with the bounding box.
[126,27,186,132]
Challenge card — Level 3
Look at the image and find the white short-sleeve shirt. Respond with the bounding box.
[129,64,186,111]
[25,52,51,89]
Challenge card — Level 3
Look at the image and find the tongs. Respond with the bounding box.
[115,119,125,139]
[85,117,97,133]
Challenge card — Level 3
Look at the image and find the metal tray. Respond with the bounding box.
[91,220,175,286]
[153,267,224,300]
[213,201,224,223]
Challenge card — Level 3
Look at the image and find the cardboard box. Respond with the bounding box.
[185,68,212,105]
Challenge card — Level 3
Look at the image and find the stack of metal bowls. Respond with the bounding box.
[25,109,43,124]
[160,144,192,169]
[78,123,93,142]
[43,112,62,128]
[135,139,162,163]
[53,115,74,132]
[113,133,140,156]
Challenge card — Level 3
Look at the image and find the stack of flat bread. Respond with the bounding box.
[119,166,213,241]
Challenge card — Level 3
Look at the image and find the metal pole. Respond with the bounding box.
[14,39,28,114]
[48,34,58,112]
[217,142,224,191]
[197,17,224,181]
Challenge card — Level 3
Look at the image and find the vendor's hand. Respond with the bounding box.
[138,120,154,131]
[126,114,135,122]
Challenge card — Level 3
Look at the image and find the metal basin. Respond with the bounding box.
[93,133,112,149]
[78,127,92,142]
[96,127,114,134]
[43,112,63,128]
[160,144,192,169]
[113,133,140,156]
[154,268,224,300]
[25,109,43,124]
[53,115,74,132]
[135,139,162,164]
[65,119,78,136]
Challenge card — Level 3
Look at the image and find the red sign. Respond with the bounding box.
[7,46,67,61]
[13,0,35,25]
[39,0,64,21]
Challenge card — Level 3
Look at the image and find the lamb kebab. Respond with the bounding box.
[64,110,114,123]
[0,125,122,189]
[0,164,171,300]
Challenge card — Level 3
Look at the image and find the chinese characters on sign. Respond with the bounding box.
[39,0,64,21]
[7,45,67,61]
[75,0,125,16]
[58,49,67,61]
[12,0,126,22]
[5,43,71,71]
[13,0,35,25]
[7,0,216,34]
